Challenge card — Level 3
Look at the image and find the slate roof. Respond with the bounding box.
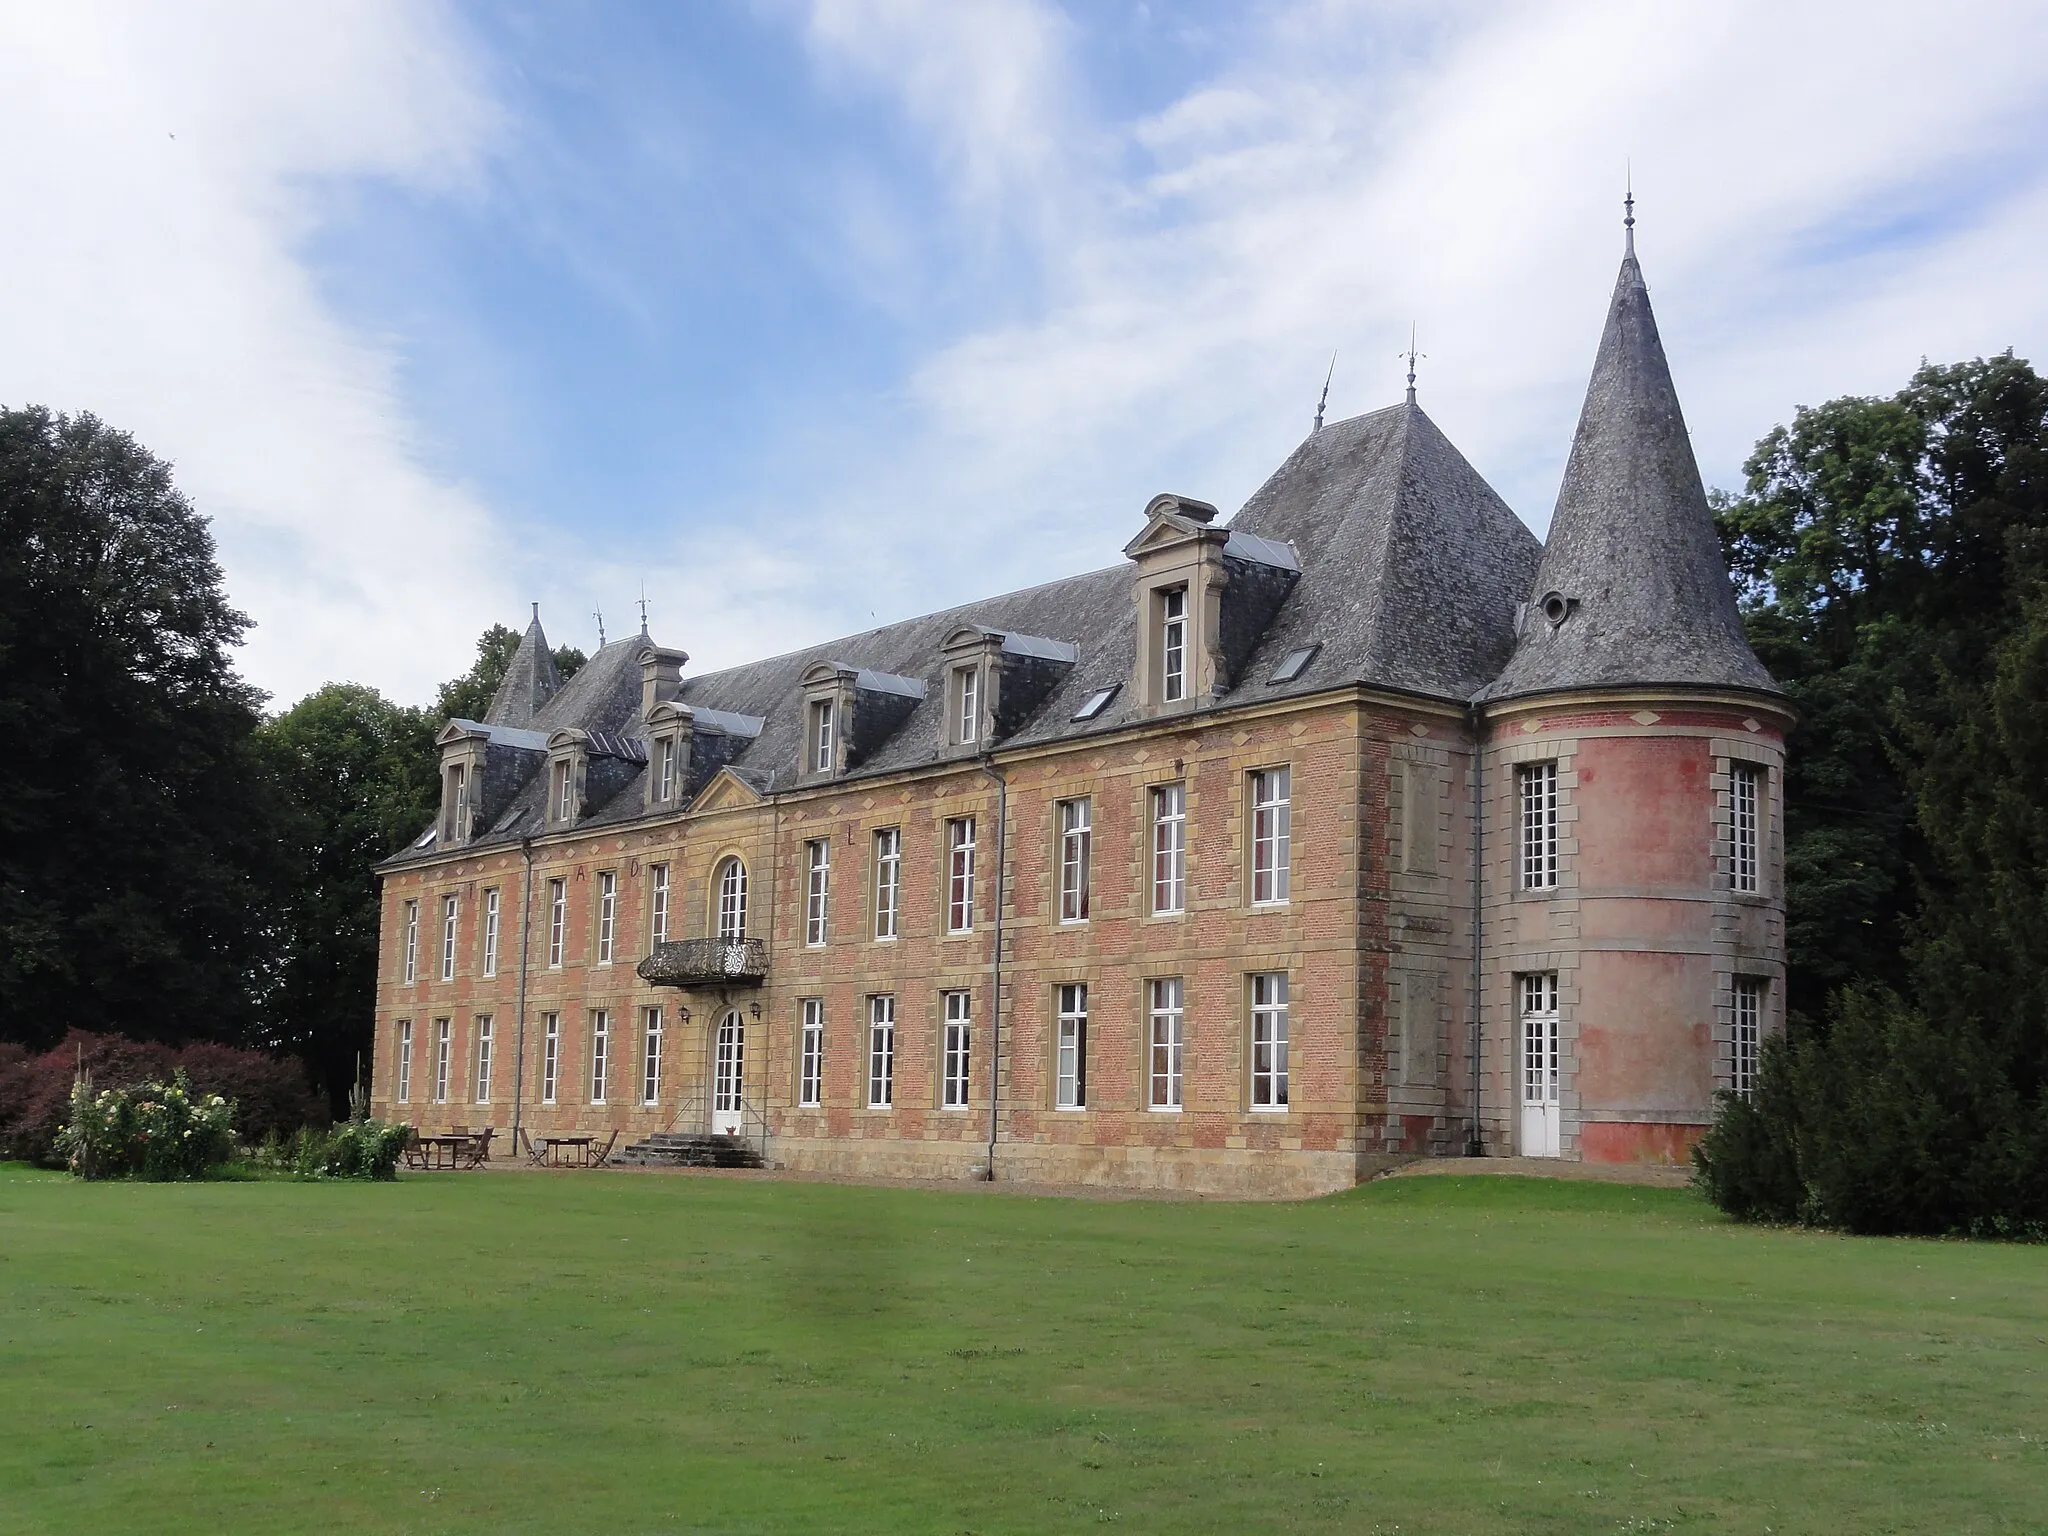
[1482,251,1777,701]
[387,399,1549,865]
[484,610,562,727]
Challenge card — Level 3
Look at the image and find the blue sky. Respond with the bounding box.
[4,1,2047,704]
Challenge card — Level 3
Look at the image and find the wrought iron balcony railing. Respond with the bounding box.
[636,937,768,988]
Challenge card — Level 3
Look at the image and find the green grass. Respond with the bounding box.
[1,1172,2042,1534]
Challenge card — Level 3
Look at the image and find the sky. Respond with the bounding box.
[3,0,2046,708]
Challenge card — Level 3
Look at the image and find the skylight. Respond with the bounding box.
[1268,644,1320,684]
[1072,685,1119,721]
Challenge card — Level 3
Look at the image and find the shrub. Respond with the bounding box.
[57,1070,238,1181]
[1695,984,2048,1238]
[288,1120,409,1181]
[0,1031,324,1165]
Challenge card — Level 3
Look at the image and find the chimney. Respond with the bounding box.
[638,645,689,721]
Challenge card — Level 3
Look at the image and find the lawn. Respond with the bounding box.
[1,1167,2042,1535]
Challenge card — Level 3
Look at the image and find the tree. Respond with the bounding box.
[435,623,585,724]
[252,684,437,1107]
[0,407,289,1050]
[1699,354,2048,1234]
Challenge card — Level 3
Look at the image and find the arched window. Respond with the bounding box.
[716,857,748,940]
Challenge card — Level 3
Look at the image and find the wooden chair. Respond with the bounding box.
[400,1127,430,1172]
[459,1128,494,1169]
[587,1130,619,1169]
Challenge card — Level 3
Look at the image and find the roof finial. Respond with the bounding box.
[594,605,606,648]
[1401,324,1425,407]
[637,582,649,637]
[531,601,540,624]
[1313,349,1336,432]
[1623,162,1635,257]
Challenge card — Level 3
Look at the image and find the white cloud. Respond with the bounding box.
[756,0,2048,650]
[0,0,512,706]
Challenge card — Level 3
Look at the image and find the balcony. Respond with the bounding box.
[636,937,768,988]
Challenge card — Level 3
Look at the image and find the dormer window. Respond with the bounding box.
[656,737,676,802]
[810,698,835,774]
[553,759,575,823]
[953,665,980,747]
[642,700,695,813]
[1160,587,1188,702]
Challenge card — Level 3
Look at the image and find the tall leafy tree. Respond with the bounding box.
[253,685,437,1105]
[1701,355,2048,1233]
[0,406,288,1049]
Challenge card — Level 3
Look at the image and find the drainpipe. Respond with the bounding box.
[512,835,536,1154]
[1466,706,1485,1157]
[977,757,1008,1181]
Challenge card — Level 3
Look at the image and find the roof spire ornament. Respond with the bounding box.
[637,583,649,637]
[594,605,606,648]
[1401,324,1425,407]
[1314,350,1336,432]
[1623,164,1635,258]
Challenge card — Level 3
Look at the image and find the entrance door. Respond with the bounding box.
[711,1010,745,1135]
[1519,974,1561,1158]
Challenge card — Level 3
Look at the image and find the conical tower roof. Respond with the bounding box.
[484,607,562,726]
[1482,240,1775,702]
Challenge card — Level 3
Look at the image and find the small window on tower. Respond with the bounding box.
[1268,644,1320,685]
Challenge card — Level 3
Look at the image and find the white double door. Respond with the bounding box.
[711,1010,745,1135]
[1521,1010,1561,1158]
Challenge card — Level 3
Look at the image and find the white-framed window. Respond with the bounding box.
[596,871,617,964]
[590,1009,610,1105]
[641,1006,663,1106]
[541,1012,560,1105]
[1521,971,1559,1103]
[1058,799,1091,923]
[547,878,566,968]
[798,998,824,1108]
[1250,973,1289,1110]
[1160,586,1188,702]
[1731,763,1761,894]
[717,857,748,940]
[1148,978,1184,1110]
[947,818,976,933]
[395,1019,413,1104]
[1733,976,1763,1097]
[1055,984,1087,1110]
[402,900,419,984]
[954,665,980,746]
[873,828,901,940]
[867,994,896,1108]
[941,991,972,1109]
[1519,762,1559,890]
[553,758,575,823]
[656,736,677,803]
[810,698,835,774]
[445,762,469,842]
[805,839,830,946]
[473,1015,494,1104]
[481,888,500,978]
[439,894,458,982]
[650,863,670,946]
[433,1017,451,1105]
[1152,784,1187,915]
[1251,767,1291,905]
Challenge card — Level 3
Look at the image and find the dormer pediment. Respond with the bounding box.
[546,727,590,752]
[686,766,764,816]
[800,659,858,690]
[436,718,491,748]
[1123,501,1228,561]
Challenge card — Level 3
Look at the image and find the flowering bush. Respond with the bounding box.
[287,1120,410,1181]
[56,1070,238,1181]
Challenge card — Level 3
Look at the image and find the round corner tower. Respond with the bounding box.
[1470,227,1791,1164]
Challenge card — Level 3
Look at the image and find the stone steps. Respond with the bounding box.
[613,1132,765,1170]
